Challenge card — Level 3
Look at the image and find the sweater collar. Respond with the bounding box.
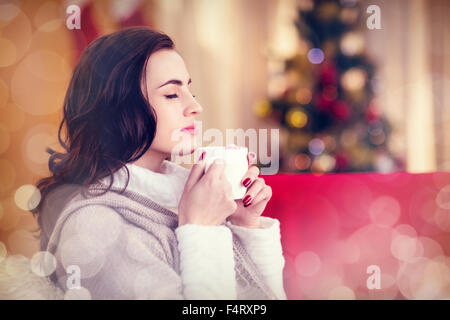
[99,160,190,212]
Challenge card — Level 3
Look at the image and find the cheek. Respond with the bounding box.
[151,104,182,146]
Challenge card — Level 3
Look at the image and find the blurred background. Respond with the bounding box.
[0,0,449,299]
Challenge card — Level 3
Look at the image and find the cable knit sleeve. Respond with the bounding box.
[225,216,287,300]
[175,224,237,299]
[53,205,237,300]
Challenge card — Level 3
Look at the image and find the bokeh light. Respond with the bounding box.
[294,153,311,170]
[340,32,364,56]
[308,138,325,155]
[391,234,421,262]
[307,48,324,64]
[433,207,450,233]
[30,251,57,277]
[268,74,287,98]
[286,108,308,128]
[327,239,360,264]
[313,154,336,172]
[397,257,450,299]
[0,1,20,24]
[339,6,359,24]
[328,285,355,300]
[295,251,321,276]
[341,67,367,92]
[14,184,41,211]
[253,99,272,118]
[33,1,63,32]
[369,196,401,226]
[3,254,30,277]
[436,185,450,210]
[59,234,106,279]
[295,88,312,104]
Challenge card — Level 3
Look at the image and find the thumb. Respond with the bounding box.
[247,152,257,167]
[185,151,206,191]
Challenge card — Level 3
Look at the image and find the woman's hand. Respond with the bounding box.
[227,153,272,228]
[178,152,237,227]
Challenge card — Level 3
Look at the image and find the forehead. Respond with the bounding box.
[145,49,189,87]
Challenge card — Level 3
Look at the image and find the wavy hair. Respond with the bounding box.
[31,27,174,248]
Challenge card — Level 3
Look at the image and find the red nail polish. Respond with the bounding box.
[243,195,251,203]
[243,178,251,187]
[244,201,252,207]
[199,151,205,161]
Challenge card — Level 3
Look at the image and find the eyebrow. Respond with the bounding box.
[157,78,192,89]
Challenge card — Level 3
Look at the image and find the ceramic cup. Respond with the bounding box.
[195,145,248,199]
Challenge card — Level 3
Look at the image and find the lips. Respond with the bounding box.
[180,124,198,135]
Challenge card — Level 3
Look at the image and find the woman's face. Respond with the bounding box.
[142,49,202,157]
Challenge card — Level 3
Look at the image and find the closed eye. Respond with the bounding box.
[165,93,196,99]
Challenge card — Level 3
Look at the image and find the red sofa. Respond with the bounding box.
[262,171,450,299]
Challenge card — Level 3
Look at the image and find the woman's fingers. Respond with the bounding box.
[242,177,265,207]
[247,152,257,166]
[241,165,260,188]
[203,158,226,182]
[185,152,206,191]
[245,185,272,208]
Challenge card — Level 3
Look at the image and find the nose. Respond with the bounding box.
[184,97,203,117]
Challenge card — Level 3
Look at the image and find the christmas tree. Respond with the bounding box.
[254,0,404,173]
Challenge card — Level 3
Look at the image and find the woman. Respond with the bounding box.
[32,27,286,300]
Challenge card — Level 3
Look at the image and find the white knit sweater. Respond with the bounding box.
[95,160,287,300]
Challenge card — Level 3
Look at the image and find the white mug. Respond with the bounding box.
[195,145,248,199]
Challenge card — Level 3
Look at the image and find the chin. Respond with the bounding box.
[170,141,198,157]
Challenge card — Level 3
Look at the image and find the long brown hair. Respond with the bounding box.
[31,27,174,248]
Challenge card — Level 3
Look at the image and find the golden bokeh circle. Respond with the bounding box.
[25,50,71,82]
[14,184,42,211]
[34,1,63,32]
[0,1,20,28]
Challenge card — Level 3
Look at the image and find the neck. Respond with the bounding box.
[129,149,168,173]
